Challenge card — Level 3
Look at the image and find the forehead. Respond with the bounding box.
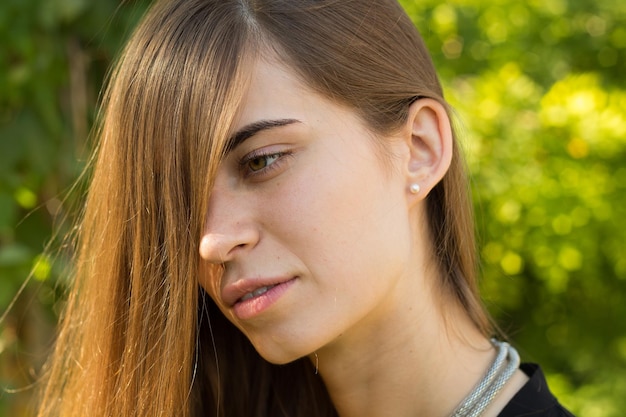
[233,58,320,130]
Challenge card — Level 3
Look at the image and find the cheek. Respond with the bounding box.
[265,157,403,267]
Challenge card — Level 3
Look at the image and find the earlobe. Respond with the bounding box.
[403,98,453,201]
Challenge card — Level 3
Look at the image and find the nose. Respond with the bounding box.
[199,187,259,264]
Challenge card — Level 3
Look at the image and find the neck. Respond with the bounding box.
[311,290,496,417]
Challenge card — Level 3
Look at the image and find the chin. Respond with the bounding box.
[249,337,314,365]
[254,345,304,365]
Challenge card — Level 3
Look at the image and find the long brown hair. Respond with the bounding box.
[37,1,491,416]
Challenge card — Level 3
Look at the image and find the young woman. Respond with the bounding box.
[37,0,575,416]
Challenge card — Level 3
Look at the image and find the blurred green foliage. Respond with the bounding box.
[0,0,624,416]
[0,1,151,415]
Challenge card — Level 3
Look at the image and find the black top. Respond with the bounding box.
[498,363,576,416]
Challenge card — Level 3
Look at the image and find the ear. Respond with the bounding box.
[401,98,453,204]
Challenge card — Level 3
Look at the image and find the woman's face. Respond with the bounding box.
[198,58,422,364]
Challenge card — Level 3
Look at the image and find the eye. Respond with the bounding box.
[247,153,281,172]
[238,149,293,180]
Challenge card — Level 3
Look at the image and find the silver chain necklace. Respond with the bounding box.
[450,339,520,417]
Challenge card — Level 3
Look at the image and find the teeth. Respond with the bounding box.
[240,284,276,302]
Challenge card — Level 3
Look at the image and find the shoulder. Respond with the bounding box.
[498,363,576,417]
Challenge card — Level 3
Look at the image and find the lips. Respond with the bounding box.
[239,284,277,302]
[222,276,295,307]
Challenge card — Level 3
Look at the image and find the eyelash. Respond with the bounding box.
[238,149,292,178]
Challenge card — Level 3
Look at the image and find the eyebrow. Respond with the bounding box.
[225,118,301,154]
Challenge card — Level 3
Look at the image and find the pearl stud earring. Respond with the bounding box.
[409,183,420,194]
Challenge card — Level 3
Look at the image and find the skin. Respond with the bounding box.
[198,57,527,417]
